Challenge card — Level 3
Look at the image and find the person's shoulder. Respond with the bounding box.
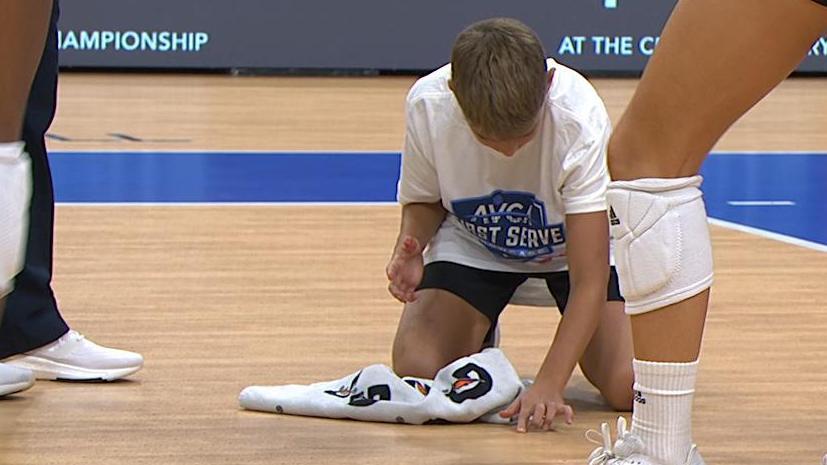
[406,63,454,107]
[546,59,609,130]
[546,60,605,111]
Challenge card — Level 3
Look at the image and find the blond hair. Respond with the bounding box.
[450,18,548,140]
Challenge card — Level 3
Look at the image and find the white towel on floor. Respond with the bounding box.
[239,348,523,425]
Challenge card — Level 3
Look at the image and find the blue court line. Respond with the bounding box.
[49,150,827,248]
[49,151,401,203]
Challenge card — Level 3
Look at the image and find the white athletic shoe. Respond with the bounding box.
[4,330,143,381]
[587,417,705,465]
[0,363,34,396]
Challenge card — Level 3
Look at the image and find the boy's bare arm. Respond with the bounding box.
[386,202,446,303]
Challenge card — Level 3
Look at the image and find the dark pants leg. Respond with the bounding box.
[0,0,68,359]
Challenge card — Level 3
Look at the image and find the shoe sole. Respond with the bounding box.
[0,378,35,396]
[5,357,142,382]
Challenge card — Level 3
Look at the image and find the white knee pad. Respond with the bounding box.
[0,142,31,297]
[607,175,713,315]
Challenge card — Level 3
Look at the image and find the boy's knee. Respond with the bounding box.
[391,336,443,379]
[392,350,441,379]
[601,365,635,411]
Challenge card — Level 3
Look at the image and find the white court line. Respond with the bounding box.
[708,218,827,253]
[727,200,796,206]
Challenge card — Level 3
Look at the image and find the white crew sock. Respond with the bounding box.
[631,358,698,464]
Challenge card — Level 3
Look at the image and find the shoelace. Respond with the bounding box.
[586,417,642,465]
[44,330,86,353]
[587,418,705,465]
[586,421,617,465]
[66,330,85,342]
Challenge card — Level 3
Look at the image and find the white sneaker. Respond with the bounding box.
[587,417,705,465]
[4,330,143,381]
[0,363,35,396]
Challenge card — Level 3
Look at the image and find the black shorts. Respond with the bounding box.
[417,261,624,324]
[813,0,827,6]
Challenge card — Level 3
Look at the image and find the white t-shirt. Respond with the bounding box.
[397,59,611,273]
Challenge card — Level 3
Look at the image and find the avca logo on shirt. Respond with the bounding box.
[452,190,565,262]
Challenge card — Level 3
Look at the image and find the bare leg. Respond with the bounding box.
[0,0,51,395]
[392,289,491,378]
[610,0,827,182]
[613,0,827,370]
[601,1,827,463]
[578,301,634,411]
[0,0,52,323]
[630,292,709,363]
[0,0,53,142]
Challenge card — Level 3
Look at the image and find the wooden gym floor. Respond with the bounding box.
[0,73,825,465]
